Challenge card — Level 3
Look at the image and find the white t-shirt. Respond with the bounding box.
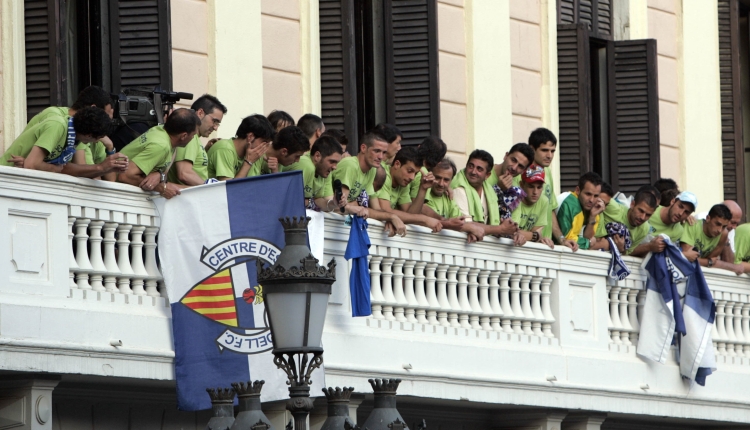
[453,186,488,224]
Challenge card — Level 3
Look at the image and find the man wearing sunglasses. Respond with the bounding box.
[168,94,227,186]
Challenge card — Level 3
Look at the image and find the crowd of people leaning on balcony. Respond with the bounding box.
[3,85,750,275]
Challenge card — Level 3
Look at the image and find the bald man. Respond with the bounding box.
[697,200,743,261]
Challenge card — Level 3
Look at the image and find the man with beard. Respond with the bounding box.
[286,135,345,211]
[207,114,274,181]
[169,94,227,185]
[681,204,741,274]
[556,172,604,251]
[372,147,443,232]
[594,189,660,256]
[331,132,406,237]
[486,143,536,192]
[648,191,697,243]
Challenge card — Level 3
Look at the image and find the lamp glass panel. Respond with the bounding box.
[306,292,329,349]
[266,292,306,349]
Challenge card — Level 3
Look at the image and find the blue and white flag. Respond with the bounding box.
[157,172,325,410]
[637,235,716,386]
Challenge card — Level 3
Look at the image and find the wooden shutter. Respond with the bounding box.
[319,0,359,153]
[383,0,440,146]
[557,24,592,191]
[109,0,172,93]
[24,0,65,119]
[606,39,660,195]
[718,0,745,209]
[557,0,611,38]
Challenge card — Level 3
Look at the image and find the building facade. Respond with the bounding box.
[1,1,750,429]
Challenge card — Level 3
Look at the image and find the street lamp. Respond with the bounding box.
[257,217,336,430]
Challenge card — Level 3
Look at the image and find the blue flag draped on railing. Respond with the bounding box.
[345,216,371,317]
[157,172,325,410]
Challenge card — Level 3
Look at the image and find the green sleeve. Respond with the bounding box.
[486,168,499,186]
[300,163,316,199]
[535,199,549,227]
[680,223,697,247]
[175,139,198,164]
[75,143,93,164]
[409,172,421,199]
[448,200,462,219]
[209,147,240,179]
[131,143,169,175]
[34,121,67,155]
[557,196,576,237]
[545,168,558,209]
[374,176,391,202]
[397,188,412,208]
[92,141,107,164]
[595,219,608,238]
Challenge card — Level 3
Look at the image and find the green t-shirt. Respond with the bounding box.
[733,224,750,264]
[647,206,684,243]
[680,220,722,258]
[408,167,430,199]
[207,139,243,179]
[330,156,376,203]
[0,116,69,166]
[25,106,69,130]
[511,198,549,232]
[246,157,291,177]
[596,200,651,254]
[75,141,107,165]
[119,125,174,175]
[168,134,209,184]
[425,191,462,219]
[287,154,333,199]
[374,166,412,209]
[504,166,557,238]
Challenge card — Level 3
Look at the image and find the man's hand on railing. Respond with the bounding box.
[440,217,464,230]
[139,172,162,191]
[463,222,485,243]
[424,216,442,233]
[540,237,555,249]
[159,182,181,199]
[345,205,368,219]
[498,218,519,236]
[99,153,129,174]
[383,215,407,237]
[562,238,579,252]
[9,155,25,167]
[512,231,526,247]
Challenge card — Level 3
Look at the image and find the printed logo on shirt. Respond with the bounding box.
[518,214,538,231]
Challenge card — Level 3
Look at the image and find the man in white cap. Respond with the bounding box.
[648,191,697,243]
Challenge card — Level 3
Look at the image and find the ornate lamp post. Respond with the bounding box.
[257,217,336,430]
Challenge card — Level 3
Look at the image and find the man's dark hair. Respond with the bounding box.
[273,126,310,154]
[360,131,387,148]
[508,143,535,167]
[236,114,275,141]
[191,94,227,115]
[653,178,679,194]
[528,127,557,149]
[311,135,344,158]
[637,184,661,205]
[268,110,295,130]
[434,158,457,177]
[468,149,494,169]
[321,128,348,148]
[73,106,113,138]
[660,188,679,207]
[577,171,603,191]
[297,114,324,138]
[163,108,201,135]
[633,188,658,209]
[600,181,615,198]
[418,136,447,170]
[708,203,732,221]
[370,123,403,144]
[71,86,112,111]
[393,146,422,168]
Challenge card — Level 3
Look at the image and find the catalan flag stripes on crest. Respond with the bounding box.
[180,269,238,327]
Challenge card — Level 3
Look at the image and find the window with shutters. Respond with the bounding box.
[23,0,172,121]
[556,2,660,195]
[319,0,440,153]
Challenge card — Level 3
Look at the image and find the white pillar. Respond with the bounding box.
[0,377,60,430]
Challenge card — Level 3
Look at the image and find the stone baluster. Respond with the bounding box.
[509,274,524,334]
[143,226,161,297]
[74,218,93,290]
[401,260,418,323]
[102,222,120,293]
[436,263,451,326]
[129,226,149,296]
[619,284,633,345]
[500,272,514,333]
[519,275,534,335]
[725,298,738,356]
[116,224,134,295]
[488,268,504,331]
[529,275,544,337]
[68,217,78,289]
[413,261,429,324]
[456,267,472,329]
[478,269,493,331]
[391,258,407,322]
[369,255,385,319]
[627,286,641,344]
[87,220,106,292]
[715,295,728,355]
[732,295,745,357]
[541,276,555,338]
[467,267,483,330]
[609,284,622,344]
[742,303,750,357]
[446,265,461,327]
[424,262,440,325]
[380,257,396,321]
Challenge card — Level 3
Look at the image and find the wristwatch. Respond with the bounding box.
[707,257,714,268]
[160,172,167,183]
[244,159,253,166]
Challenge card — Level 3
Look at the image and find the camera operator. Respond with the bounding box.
[168,94,227,186]
[116,109,200,199]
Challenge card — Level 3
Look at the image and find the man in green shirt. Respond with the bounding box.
[246,126,309,177]
[680,204,741,273]
[513,165,554,248]
[331,131,406,237]
[732,223,750,273]
[594,188,661,256]
[286,136,344,210]
[169,94,226,186]
[117,109,200,199]
[407,136,447,199]
[371,123,403,191]
[372,147,442,232]
[648,191,697,243]
[297,114,325,148]
[208,114,274,181]
[556,172,604,251]
[1,107,125,178]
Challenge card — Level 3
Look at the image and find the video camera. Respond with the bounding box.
[111,86,193,128]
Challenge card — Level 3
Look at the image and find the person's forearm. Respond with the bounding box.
[407,187,428,214]
[25,159,63,173]
[314,197,338,213]
[176,168,205,186]
[366,207,398,223]
[117,171,144,186]
[713,259,738,272]
[421,205,442,220]
[722,245,736,263]
[518,230,535,241]
[583,219,597,240]
[589,237,610,251]
[60,162,105,178]
[629,243,651,258]
[235,160,252,178]
[551,215,564,242]
[101,172,117,182]
[483,223,514,236]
